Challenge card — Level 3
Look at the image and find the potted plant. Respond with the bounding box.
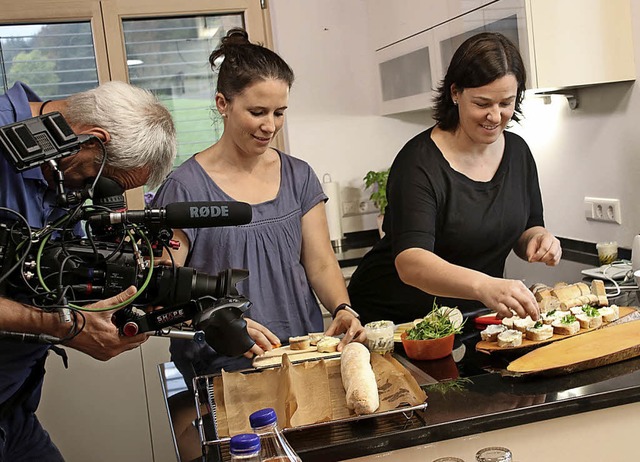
[401,304,465,360]
[363,168,389,237]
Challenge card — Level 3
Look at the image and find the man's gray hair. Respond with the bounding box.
[64,81,176,188]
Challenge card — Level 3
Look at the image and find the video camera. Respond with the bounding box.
[0,112,255,356]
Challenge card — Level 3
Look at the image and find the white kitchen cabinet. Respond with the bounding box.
[366,0,492,51]
[374,0,636,114]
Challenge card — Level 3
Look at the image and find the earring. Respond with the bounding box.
[221,113,227,118]
[453,100,458,106]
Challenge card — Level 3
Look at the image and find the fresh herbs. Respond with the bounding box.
[561,314,577,324]
[582,305,600,317]
[406,304,464,340]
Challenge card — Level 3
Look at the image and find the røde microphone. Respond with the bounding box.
[87,201,252,229]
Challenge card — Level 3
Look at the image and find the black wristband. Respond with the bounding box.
[332,303,360,319]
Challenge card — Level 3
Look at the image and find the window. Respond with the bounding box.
[121,15,244,167]
[0,22,99,98]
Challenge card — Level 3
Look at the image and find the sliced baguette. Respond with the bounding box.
[497,329,523,348]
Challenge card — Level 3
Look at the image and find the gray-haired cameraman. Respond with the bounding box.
[0,80,176,461]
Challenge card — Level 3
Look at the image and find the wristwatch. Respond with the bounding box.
[332,303,360,319]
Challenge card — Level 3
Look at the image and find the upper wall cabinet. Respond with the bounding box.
[374,0,636,115]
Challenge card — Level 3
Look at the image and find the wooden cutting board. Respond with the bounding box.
[476,306,636,354]
[252,345,341,369]
[507,319,640,376]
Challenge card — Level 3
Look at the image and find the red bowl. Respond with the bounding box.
[401,332,455,360]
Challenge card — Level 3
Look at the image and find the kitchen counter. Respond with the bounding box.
[158,320,640,462]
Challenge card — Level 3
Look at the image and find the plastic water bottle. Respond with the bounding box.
[249,408,302,462]
[229,433,261,461]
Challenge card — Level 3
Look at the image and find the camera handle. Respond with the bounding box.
[114,295,255,357]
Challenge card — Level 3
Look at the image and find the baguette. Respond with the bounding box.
[599,305,619,322]
[289,335,311,350]
[497,329,522,348]
[513,316,535,333]
[538,296,560,313]
[590,280,609,307]
[480,324,506,342]
[525,323,554,341]
[552,317,580,335]
[308,332,325,346]
[576,313,603,329]
[316,336,340,353]
[340,343,379,415]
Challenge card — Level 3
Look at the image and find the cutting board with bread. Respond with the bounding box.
[506,319,640,376]
[476,280,635,354]
[252,334,342,368]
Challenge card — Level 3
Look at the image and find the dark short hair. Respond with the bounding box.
[210,28,294,101]
[433,32,526,131]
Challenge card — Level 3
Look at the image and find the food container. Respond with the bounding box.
[596,241,618,266]
[475,446,512,462]
[364,320,395,354]
[401,332,455,361]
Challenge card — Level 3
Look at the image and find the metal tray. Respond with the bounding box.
[192,365,429,451]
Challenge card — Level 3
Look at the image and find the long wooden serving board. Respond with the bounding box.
[252,345,341,369]
[476,306,636,354]
[507,319,640,376]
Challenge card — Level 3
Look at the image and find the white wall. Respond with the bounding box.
[270,0,640,250]
[270,0,428,233]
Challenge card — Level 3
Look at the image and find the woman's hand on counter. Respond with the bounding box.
[242,318,281,358]
[325,311,367,351]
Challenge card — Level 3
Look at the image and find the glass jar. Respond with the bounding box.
[433,457,466,462]
[229,433,261,461]
[249,408,301,462]
[475,446,512,462]
[364,320,395,354]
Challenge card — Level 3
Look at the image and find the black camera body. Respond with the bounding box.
[0,112,256,355]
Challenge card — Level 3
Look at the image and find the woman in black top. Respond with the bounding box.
[348,32,561,326]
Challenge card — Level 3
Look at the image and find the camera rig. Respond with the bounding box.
[0,112,255,356]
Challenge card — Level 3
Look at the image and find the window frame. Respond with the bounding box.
[0,0,279,208]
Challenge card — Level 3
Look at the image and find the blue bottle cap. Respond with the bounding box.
[230,433,261,454]
[249,407,277,428]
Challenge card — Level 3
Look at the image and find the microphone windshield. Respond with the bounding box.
[164,201,252,228]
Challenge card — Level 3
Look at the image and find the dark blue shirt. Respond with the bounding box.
[0,82,54,406]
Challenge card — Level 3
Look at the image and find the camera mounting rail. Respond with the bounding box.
[113,295,256,357]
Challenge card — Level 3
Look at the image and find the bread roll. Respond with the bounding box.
[552,318,580,335]
[576,313,603,329]
[317,336,340,353]
[308,332,325,346]
[480,324,506,342]
[497,329,522,348]
[289,335,310,350]
[340,343,379,415]
[599,306,619,322]
[526,323,554,341]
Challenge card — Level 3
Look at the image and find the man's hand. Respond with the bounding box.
[64,286,149,361]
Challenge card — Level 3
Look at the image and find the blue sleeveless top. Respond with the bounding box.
[153,150,327,373]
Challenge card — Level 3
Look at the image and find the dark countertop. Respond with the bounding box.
[158,323,640,462]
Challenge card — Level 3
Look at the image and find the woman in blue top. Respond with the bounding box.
[153,28,365,376]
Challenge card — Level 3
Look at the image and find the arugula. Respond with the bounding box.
[406,304,464,340]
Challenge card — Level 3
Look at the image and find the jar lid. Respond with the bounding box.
[230,433,260,454]
[475,446,512,462]
[249,407,277,428]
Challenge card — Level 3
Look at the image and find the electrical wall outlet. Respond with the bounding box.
[342,201,358,216]
[358,200,378,214]
[584,197,622,224]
